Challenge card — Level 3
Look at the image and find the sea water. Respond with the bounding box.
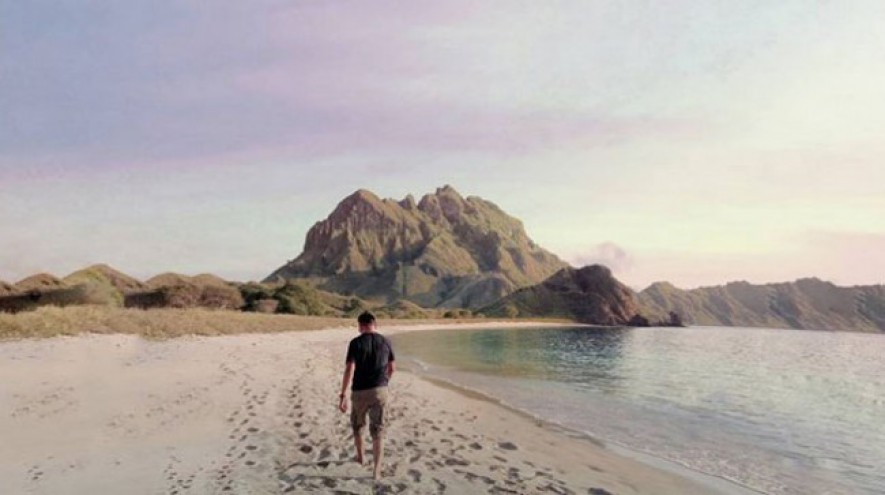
[390,326,885,495]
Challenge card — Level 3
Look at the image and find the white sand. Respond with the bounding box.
[0,322,733,494]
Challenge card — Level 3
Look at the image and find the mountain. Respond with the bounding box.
[265,186,567,308]
[637,278,885,332]
[482,265,640,325]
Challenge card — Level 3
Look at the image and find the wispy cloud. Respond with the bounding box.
[1,1,884,285]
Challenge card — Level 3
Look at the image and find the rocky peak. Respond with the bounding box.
[436,184,461,195]
[265,186,568,307]
[416,185,470,224]
[643,281,678,293]
[332,189,387,218]
[547,265,628,297]
[399,194,417,210]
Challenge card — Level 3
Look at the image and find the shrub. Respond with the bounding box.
[253,299,279,314]
[273,282,329,316]
[199,284,244,310]
[239,283,276,312]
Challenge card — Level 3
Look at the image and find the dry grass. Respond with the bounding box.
[0,306,349,340]
[0,306,573,341]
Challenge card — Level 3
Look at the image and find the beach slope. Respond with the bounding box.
[0,323,726,494]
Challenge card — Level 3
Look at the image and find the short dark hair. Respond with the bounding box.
[357,311,376,326]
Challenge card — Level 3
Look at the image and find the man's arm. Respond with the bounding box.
[387,340,396,379]
[339,361,354,413]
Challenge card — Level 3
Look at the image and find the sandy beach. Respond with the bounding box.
[0,321,731,494]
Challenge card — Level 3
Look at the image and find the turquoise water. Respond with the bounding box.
[391,326,885,495]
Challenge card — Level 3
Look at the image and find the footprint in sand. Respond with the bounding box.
[498,441,519,451]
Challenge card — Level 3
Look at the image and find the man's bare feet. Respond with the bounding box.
[373,467,381,481]
[355,453,364,465]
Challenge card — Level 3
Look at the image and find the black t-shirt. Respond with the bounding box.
[345,332,395,391]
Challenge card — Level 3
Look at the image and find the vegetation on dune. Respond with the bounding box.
[63,265,132,307]
[155,282,244,310]
[272,281,332,316]
[141,272,244,310]
[0,306,348,340]
[374,299,434,319]
[0,280,19,297]
[14,273,68,292]
[0,306,511,340]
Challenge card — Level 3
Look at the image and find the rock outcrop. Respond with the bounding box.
[638,278,885,332]
[265,186,567,308]
[482,265,641,325]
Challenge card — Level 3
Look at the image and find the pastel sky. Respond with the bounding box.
[2,1,884,289]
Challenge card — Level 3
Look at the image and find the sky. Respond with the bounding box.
[2,0,884,289]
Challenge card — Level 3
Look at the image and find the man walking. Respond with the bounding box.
[338,311,395,480]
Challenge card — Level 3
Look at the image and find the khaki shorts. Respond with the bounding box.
[350,386,388,438]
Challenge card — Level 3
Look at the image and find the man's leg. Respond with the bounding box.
[371,434,384,480]
[353,430,365,465]
[368,388,389,480]
[350,392,367,465]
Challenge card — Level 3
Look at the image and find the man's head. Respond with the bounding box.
[357,311,376,333]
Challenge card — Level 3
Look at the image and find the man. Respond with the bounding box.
[338,311,395,480]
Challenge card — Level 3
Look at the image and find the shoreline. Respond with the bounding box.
[388,324,760,495]
[1,321,734,494]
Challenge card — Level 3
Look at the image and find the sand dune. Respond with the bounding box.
[0,323,731,494]
[0,280,18,297]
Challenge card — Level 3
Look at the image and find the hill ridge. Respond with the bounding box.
[638,277,885,332]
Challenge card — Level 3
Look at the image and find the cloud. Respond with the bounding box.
[0,0,707,174]
[567,242,635,274]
